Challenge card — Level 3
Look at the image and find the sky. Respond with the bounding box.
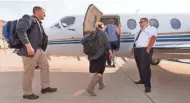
[0,0,190,28]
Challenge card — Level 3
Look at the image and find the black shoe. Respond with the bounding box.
[106,65,111,67]
[134,80,144,84]
[35,65,39,69]
[111,64,116,67]
[145,87,151,93]
[23,94,39,100]
[41,87,57,94]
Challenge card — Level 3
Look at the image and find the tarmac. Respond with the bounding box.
[0,50,190,103]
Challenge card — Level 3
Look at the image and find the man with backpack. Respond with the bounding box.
[16,6,57,100]
[105,19,120,67]
[82,22,113,96]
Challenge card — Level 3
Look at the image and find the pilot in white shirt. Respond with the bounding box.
[132,18,157,93]
[135,25,157,48]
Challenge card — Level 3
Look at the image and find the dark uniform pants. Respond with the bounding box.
[134,48,153,88]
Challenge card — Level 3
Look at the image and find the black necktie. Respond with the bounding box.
[133,25,148,48]
[133,29,143,48]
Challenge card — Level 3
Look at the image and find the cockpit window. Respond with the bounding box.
[60,16,75,27]
[50,23,61,28]
[54,23,61,28]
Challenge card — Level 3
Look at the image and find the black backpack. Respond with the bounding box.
[83,31,99,56]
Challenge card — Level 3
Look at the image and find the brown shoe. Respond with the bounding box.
[41,87,57,94]
[23,94,39,100]
[86,74,101,96]
[98,77,105,90]
[86,89,96,96]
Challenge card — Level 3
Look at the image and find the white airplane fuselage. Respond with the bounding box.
[45,6,190,60]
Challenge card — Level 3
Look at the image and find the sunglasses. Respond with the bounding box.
[139,21,144,24]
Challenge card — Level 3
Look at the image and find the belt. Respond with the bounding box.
[134,48,146,49]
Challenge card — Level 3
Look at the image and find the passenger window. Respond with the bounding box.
[170,18,181,30]
[127,19,136,30]
[149,19,159,28]
[60,16,75,27]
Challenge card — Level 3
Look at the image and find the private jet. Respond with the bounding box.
[45,4,190,65]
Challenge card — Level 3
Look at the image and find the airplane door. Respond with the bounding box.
[46,4,103,57]
[83,4,103,35]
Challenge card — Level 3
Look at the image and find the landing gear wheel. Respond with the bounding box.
[151,59,160,65]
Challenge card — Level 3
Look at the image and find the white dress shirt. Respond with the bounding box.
[135,25,157,48]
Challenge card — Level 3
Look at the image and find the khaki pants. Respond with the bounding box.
[22,49,50,95]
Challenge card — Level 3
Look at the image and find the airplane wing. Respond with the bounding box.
[153,44,190,59]
[154,44,190,48]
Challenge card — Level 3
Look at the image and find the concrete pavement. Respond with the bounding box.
[0,50,190,103]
